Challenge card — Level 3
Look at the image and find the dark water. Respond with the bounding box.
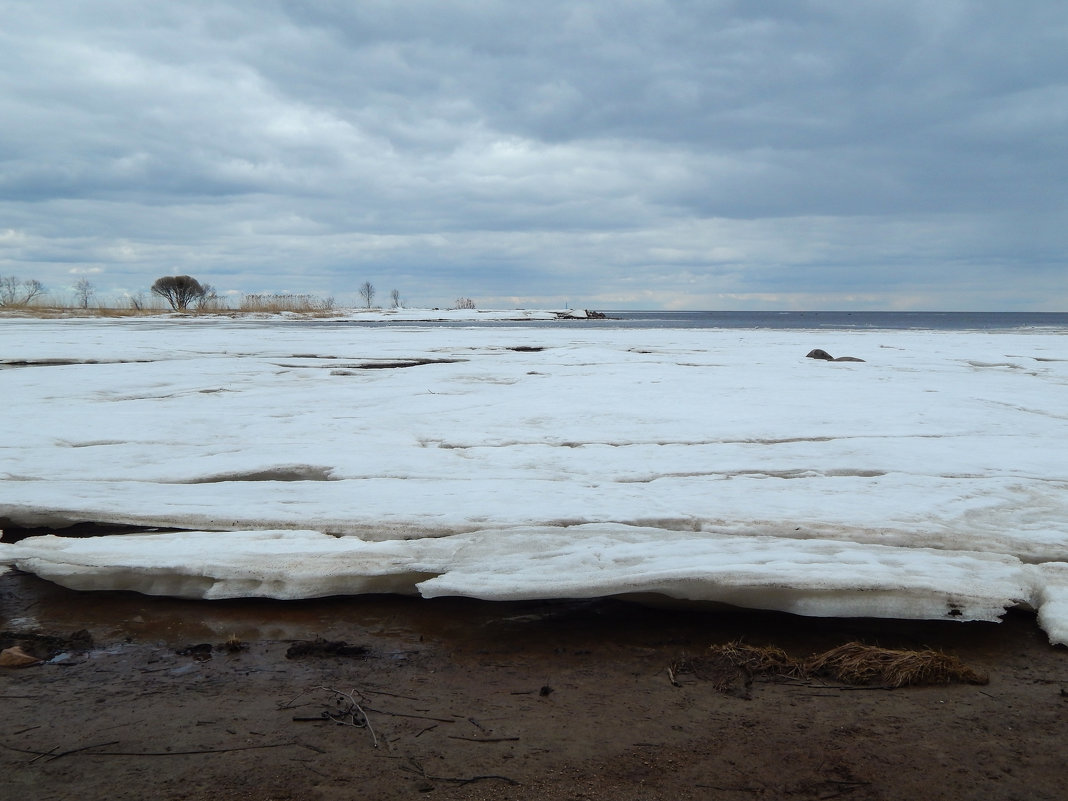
[0,570,1014,651]
[300,310,1068,332]
[591,311,1068,331]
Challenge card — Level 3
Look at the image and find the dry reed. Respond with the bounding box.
[805,642,988,688]
[239,293,336,313]
[702,640,988,688]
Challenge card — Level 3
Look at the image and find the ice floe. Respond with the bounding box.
[1,315,1066,643]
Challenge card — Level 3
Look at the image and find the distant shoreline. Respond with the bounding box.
[0,307,609,322]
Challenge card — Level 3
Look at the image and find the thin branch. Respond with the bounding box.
[319,686,378,748]
[447,735,520,743]
[401,761,521,787]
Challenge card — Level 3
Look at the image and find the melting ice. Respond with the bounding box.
[1,315,1066,644]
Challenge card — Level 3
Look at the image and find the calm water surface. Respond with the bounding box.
[295,310,1068,332]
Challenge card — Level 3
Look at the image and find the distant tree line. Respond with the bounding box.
[1,271,469,315]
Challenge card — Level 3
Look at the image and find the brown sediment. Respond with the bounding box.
[1,570,1066,801]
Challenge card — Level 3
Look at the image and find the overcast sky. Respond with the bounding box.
[1,1,1065,310]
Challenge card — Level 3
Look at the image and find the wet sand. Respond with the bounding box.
[2,570,1067,801]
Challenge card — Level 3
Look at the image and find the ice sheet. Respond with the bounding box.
[1,316,1066,642]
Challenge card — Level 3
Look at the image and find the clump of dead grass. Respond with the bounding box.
[804,642,988,688]
[697,640,988,689]
[708,642,807,680]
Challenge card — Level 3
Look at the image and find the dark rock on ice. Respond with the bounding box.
[806,349,865,362]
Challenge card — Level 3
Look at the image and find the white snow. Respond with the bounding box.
[1,314,1066,642]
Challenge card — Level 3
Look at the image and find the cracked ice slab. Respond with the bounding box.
[1,317,1067,642]
[0,525,1038,624]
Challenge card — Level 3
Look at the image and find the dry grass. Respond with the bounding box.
[1,306,164,319]
[700,640,989,688]
[239,293,336,314]
[805,642,988,688]
[707,642,807,680]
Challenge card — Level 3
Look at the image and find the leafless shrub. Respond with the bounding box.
[0,275,46,307]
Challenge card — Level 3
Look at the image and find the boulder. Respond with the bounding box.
[806,349,835,360]
[806,349,865,363]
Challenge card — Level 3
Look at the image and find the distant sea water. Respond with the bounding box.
[304,310,1068,332]
[598,311,1068,331]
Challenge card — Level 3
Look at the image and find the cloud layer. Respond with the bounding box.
[2,1,1065,309]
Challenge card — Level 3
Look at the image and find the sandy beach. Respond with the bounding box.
[2,569,1066,801]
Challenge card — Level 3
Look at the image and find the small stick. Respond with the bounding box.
[278,690,310,710]
[359,687,422,701]
[66,742,298,758]
[46,741,122,762]
[30,745,60,764]
[401,764,520,787]
[444,774,520,787]
[362,706,455,723]
[319,686,378,748]
[447,736,520,743]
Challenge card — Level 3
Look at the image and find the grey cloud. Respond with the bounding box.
[0,1,1065,309]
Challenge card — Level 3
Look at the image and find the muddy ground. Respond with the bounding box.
[2,570,1066,801]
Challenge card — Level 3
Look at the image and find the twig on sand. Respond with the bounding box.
[447,735,520,743]
[318,686,378,748]
[4,740,299,762]
[667,664,681,686]
[362,706,455,723]
[818,779,872,799]
[277,690,310,710]
[695,784,761,793]
[402,757,520,787]
[70,742,300,758]
[0,741,119,763]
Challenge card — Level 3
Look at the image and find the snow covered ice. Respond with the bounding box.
[1,315,1067,644]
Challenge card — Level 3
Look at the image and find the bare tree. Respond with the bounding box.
[0,275,45,307]
[151,275,206,311]
[454,297,476,310]
[359,281,376,309]
[390,288,402,308]
[24,279,44,305]
[194,283,221,311]
[74,277,95,309]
